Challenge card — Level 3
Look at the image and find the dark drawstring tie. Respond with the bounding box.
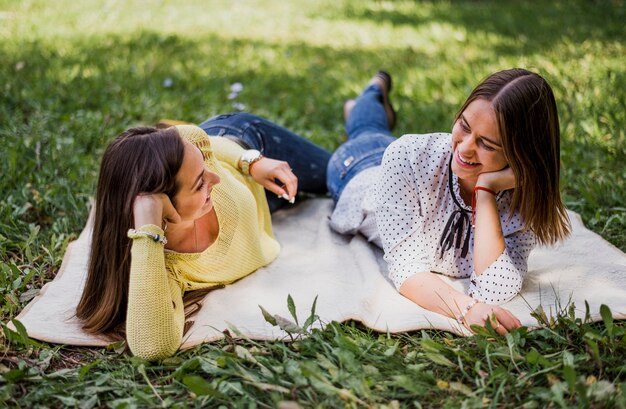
[438,156,471,260]
[439,209,471,259]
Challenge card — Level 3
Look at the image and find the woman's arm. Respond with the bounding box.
[472,167,516,274]
[208,136,297,200]
[208,136,246,169]
[126,194,184,360]
[400,272,521,334]
[376,137,522,332]
[126,229,185,360]
[467,168,535,304]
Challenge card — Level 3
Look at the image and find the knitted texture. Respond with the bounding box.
[126,125,280,360]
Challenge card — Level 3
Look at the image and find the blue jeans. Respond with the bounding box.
[326,85,396,202]
[199,112,331,212]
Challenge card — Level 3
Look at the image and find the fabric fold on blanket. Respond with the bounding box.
[11,198,626,349]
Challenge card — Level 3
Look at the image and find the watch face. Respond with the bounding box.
[240,149,262,175]
[243,149,261,162]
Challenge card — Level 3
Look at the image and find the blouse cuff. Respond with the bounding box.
[467,248,523,304]
[389,262,431,290]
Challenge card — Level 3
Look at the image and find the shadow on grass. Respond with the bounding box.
[1,30,446,148]
[1,21,624,249]
[334,0,626,54]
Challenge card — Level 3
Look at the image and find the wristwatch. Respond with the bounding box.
[238,149,263,175]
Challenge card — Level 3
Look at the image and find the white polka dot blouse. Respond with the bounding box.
[331,133,536,304]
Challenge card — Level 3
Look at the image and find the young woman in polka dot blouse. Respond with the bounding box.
[327,69,571,335]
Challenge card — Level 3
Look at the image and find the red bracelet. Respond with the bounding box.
[472,186,497,227]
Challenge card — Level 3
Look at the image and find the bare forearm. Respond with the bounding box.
[399,271,522,333]
[472,190,505,274]
[399,272,475,319]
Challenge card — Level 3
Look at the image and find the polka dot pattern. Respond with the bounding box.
[369,133,535,304]
[330,166,382,247]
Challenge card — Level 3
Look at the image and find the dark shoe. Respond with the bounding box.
[368,70,396,131]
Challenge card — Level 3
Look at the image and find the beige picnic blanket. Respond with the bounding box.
[13,198,626,348]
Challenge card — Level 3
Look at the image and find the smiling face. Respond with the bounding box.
[451,98,508,192]
[172,140,221,222]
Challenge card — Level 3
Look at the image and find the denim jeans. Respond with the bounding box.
[326,84,396,202]
[199,112,331,212]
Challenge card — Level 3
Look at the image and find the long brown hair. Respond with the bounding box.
[76,126,185,336]
[455,68,570,245]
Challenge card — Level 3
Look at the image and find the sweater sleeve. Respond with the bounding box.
[207,136,246,170]
[126,224,184,360]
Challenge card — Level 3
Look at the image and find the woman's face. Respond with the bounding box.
[173,141,220,222]
[451,99,508,185]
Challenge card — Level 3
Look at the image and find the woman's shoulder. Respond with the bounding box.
[396,132,450,148]
[385,132,451,166]
[388,132,450,154]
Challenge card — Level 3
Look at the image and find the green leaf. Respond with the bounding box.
[18,287,39,303]
[525,348,552,368]
[79,394,99,409]
[106,340,127,354]
[225,322,244,337]
[79,359,102,381]
[287,294,298,325]
[303,295,319,329]
[584,300,592,323]
[234,345,257,363]
[54,395,79,406]
[11,319,29,344]
[383,343,398,357]
[585,339,601,362]
[183,375,225,398]
[600,304,614,338]
[275,315,305,335]
[424,352,455,367]
[4,319,42,348]
[95,373,111,386]
[215,356,228,368]
[2,368,27,383]
[420,339,444,353]
[258,305,277,326]
[562,365,576,390]
[449,382,474,396]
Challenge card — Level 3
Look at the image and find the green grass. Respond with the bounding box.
[1,0,625,407]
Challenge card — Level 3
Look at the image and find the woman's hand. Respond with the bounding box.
[477,166,516,192]
[463,302,522,335]
[249,157,298,202]
[133,193,181,229]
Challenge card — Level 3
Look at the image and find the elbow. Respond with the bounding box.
[469,272,523,305]
[128,338,179,361]
[126,321,182,361]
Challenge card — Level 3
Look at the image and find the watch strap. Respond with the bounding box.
[239,150,263,175]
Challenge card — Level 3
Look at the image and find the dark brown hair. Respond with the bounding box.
[76,126,185,336]
[455,68,570,245]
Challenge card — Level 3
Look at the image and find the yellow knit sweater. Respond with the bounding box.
[126,125,280,360]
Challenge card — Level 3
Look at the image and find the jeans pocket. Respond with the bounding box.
[327,146,387,201]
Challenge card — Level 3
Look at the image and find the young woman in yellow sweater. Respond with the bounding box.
[76,114,330,360]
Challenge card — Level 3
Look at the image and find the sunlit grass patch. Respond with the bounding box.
[1,0,625,406]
